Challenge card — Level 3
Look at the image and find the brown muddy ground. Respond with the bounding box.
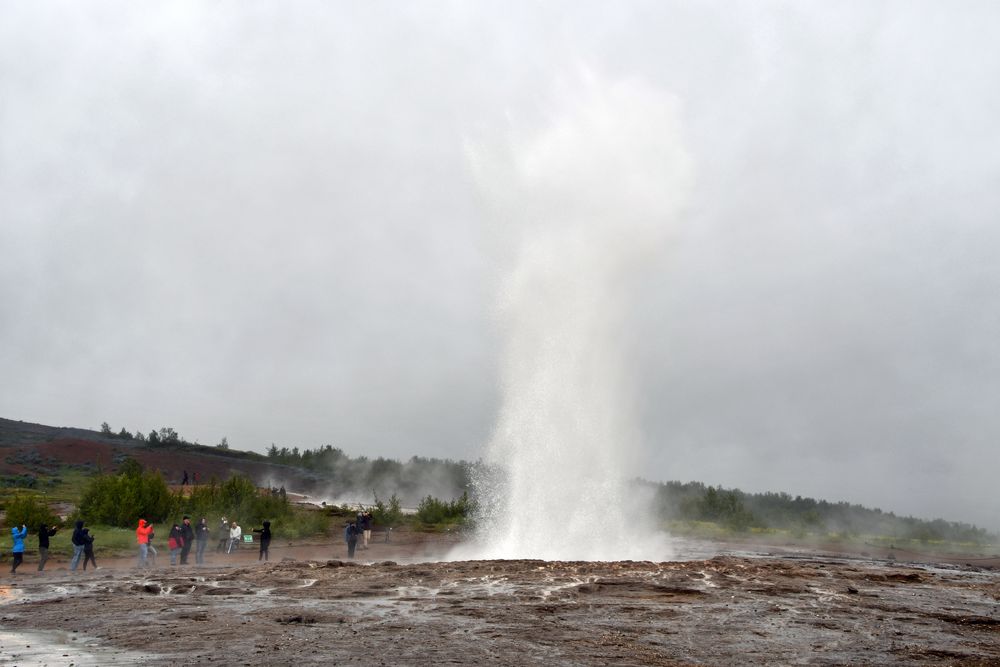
[1,537,998,666]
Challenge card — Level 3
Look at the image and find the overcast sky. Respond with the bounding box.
[3,1,999,530]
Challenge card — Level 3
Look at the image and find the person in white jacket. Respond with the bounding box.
[228,521,242,553]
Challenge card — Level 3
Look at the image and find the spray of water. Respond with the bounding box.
[457,74,692,561]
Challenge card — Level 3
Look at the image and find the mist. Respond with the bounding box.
[2,2,999,531]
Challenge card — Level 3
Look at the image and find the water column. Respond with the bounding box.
[471,75,691,561]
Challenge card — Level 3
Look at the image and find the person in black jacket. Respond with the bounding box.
[179,516,195,565]
[194,517,210,565]
[69,520,86,571]
[37,523,58,571]
[216,517,230,552]
[253,521,272,562]
[81,528,97,570]
[344,521,358,559]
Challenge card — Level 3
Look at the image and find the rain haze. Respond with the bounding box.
[2,2,999,532]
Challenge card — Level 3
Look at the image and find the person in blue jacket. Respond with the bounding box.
[10,524,28,573]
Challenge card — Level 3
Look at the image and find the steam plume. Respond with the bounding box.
[466,74,691,560]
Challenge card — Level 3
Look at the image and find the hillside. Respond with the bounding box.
[0,417,326,494]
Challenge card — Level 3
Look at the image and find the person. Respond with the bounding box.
[362,511,372,550]
[216,517,230,552]
[344,521,358,559]
[81,528,97,570]
[195,517,210,565]
[181,470,189,486]
[147,527,158,566]
[179,516,194,565]
[168,523,183,565]
[37,523,58,572]
[228,521,242,553]
[136,518,154,568]
[10,524,27,573]
[69,520,86,571]
[253,521,271,562]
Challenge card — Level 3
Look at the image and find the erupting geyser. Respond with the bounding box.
[466,75,692,561]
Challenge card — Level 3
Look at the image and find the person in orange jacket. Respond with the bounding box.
[136,519,154,568]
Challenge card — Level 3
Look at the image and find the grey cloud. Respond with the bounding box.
[2,1,999,529]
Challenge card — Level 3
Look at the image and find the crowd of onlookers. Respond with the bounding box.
[8,508,382,572]
[138,516,272,566]
[7,515,274,573]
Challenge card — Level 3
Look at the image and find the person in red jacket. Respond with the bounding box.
[168,524,184,565]
[136,519,154,568]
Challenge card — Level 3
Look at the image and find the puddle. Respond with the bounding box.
[0,629,149,665]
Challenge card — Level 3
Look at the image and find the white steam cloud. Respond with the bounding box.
[461,74,691,561]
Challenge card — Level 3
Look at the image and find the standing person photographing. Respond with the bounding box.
[253,521,272,562]
[10,524,27,573]
[37,523,58,572]
[179,517,194,565]
[136,518,155,568]
[69,520,86,571]
[195,517,210,565]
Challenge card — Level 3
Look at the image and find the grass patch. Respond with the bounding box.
[663,520,1000,556]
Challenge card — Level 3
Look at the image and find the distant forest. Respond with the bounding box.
[266,443,994,543]
[102,422,995,543]
[648,480,995,544]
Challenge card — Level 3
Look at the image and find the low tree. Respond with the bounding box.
[158,427,179,445]
[372,492,403,527]
[79,467,175,527]
[4,493,60,529]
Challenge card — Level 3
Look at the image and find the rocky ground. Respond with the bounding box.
[1,536,998,666]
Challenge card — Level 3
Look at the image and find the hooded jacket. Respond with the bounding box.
[11,526,27,553]
[253,521,271,542]
[136,519,154,544]
[71,520,86,546]
[82,528,95,554]
[38,524,57,549]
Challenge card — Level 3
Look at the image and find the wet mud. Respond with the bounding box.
[1,544,998,665]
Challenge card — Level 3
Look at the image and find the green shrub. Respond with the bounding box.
[80,463,328,538]
[416,492,470,525]
[4,493,60,530]
[372,492,403,527]
[0,475,39,489]
[79,468,175,527]
[167,475,329,539]
[278,509,330,539]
